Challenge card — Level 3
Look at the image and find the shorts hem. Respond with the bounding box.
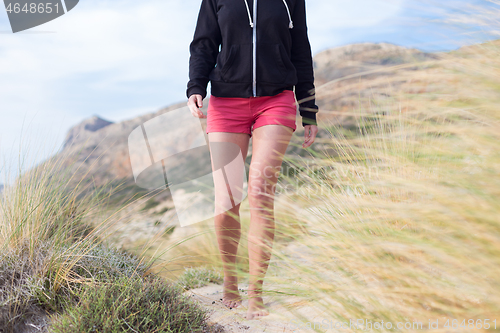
[252,122,296,133]
[206,128,252,136]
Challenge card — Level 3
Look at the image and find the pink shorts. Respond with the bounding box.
[206,89,297,138]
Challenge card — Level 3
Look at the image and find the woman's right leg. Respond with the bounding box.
[208,132,251,309]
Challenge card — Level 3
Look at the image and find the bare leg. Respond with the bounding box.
[208,132,250,309]
[246,124,293,319]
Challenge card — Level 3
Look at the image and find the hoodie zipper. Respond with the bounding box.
[252,0,257,97]
[243,0,294,97]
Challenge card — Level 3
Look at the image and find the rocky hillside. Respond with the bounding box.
[313,42,438,82]
[60,42,438,185]
[63,115,114,149]
[24,42,441,246]
[312,42,440,117]
[50,100,202,208]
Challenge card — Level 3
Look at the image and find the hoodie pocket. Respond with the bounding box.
[257,43,288,84]
[220,44,252,83]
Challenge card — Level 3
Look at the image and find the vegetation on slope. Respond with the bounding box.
[0,147,224,332]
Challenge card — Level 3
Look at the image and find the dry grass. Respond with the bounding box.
[3,3,500,332]
[268,38,500,331]
[148,5,500,332]
[0,138,221,332]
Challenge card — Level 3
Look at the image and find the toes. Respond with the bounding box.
[222,299,241,309]
[221,297,242,308]
[246,309,269,319]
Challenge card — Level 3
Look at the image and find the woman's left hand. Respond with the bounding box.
[302,125,318,148]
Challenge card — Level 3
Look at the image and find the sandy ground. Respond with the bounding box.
[183,282,330,333]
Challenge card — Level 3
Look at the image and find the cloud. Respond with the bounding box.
[306,0,405,52]
[0,0,198,181]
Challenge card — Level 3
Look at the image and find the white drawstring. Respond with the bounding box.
[243,0,253,28]
[281,0,294,29]
[243,0,293,29]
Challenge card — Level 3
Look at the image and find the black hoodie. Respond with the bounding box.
[186,0,319,127]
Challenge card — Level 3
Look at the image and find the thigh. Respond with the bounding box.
[208,132,251,213]
[249,124,293,197]
[208,132,250,168]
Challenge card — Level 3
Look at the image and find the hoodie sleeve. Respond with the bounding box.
[186,0,222,100]
[290,0,319,127]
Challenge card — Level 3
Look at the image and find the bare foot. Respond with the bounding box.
[246,296,269,319]
[221,278,242,309]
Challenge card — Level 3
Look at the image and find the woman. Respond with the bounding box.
[186,0,319,320]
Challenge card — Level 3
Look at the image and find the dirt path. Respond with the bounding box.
[183,282,327,333]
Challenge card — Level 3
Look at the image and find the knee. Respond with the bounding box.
[213,183,233,212]
[248,179,275,205]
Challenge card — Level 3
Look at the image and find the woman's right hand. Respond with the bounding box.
[187,94,206,118]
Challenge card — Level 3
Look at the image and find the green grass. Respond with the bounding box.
[50,274,222,333]
[0,240,151,326]
[175,266,224,290]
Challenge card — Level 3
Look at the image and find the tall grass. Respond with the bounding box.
[0,136,222,332]
[148,4,500,333]
[3,3,499,332]
[0,136,141,327]
[262,14,500,331]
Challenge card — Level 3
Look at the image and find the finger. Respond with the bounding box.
[307,127,317,140]
[190,101,202,117]
[197,109,205,118]
[305,127,311,141]
[303,126,314,148]
[189,104,200,118]
[189,102,206,118]
[193,96,205,117]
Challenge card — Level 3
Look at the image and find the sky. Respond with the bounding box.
[0,0,494,186]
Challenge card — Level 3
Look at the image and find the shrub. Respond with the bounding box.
[0,240,153,332]
[50,275,223,333]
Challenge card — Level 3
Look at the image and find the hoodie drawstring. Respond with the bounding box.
[243,0,293,29]
[243,0,254,27]
[281,0,294,29]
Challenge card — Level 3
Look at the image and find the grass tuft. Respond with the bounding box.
[176,266,224,291]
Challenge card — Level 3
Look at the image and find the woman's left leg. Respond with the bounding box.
[246,124,294,320]
[208,132,251,309]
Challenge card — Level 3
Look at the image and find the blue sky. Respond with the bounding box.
[0,0,495,185]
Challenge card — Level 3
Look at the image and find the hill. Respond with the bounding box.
[24,42,445,248]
